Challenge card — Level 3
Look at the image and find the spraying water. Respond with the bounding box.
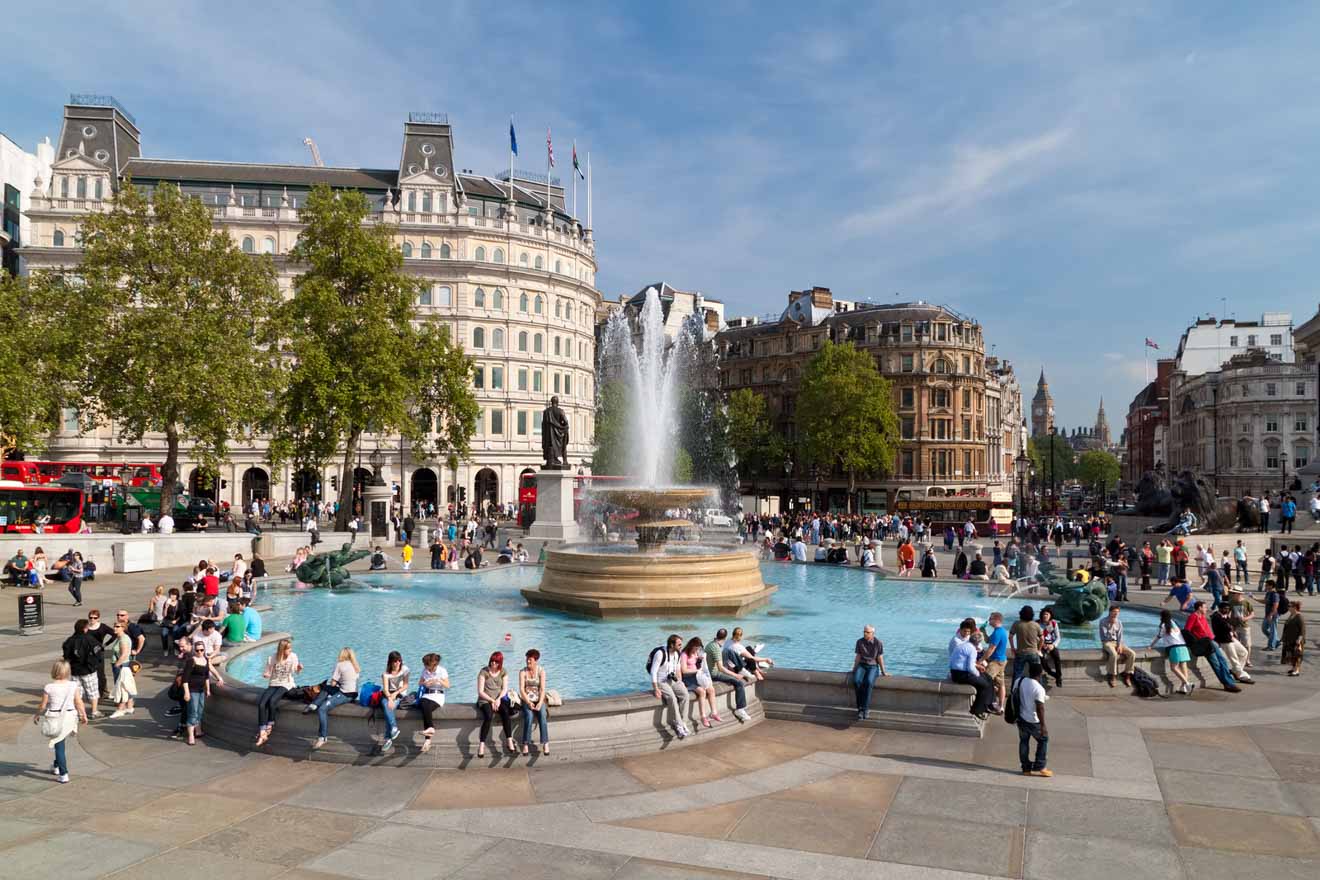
[601,287,693,486]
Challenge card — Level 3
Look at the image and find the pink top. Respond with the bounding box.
[681,652,700,674]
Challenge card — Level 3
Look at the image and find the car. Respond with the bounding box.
[702,509,734,528]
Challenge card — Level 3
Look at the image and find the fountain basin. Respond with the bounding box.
[523,545,776,618]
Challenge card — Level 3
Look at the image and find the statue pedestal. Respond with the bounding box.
[527,469,581,545]
[362,482,395,544]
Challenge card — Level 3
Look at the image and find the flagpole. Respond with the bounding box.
[572,140,578,220]
[509,117,515,209]
[546,127,552,218]
[586,152,592,229]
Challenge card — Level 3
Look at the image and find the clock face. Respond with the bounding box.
[1033,407,1042,416]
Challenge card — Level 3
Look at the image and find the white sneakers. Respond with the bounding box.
[57,774,69,784]
[675,724,690,739]
[312,737,327,750]
[733,708,751,723]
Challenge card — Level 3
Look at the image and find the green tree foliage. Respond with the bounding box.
[75,181,284,513]
[676,387,736,498]
[726,388,785,495]
[796,341,900,512]
[1028,433,1077,485]
[590,379,630,476]
[1077,449,1121,493]
[0,273,76,459]
[271,185,478,530]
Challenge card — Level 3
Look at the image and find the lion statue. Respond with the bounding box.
[1145,470,1241,533]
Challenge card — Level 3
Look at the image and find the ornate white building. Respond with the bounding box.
[20,95,601,511]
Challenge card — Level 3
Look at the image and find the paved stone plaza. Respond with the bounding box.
[1,553,1318,879]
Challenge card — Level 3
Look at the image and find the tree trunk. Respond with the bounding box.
[847,469,856,515]
[161,424,180,516]
[335,428,361,532]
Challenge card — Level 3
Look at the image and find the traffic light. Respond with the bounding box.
[330,475,339,491]
[459,487,466,502]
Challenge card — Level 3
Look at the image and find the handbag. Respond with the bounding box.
[545,689,562,707]
[40,687,74,738]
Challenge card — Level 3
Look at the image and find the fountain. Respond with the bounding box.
[521,288,776,618]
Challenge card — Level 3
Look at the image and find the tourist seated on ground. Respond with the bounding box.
[244,514,262,535]
[969,553,988,579]
[4,550,30,586]
[993,561,1012,582]
[827,541,849,564]
[369,547,387,570]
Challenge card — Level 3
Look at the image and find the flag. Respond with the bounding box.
[572,141,585,180]
[509,119,518,156]
[546,127,555,167]
[1145,338,1159,350]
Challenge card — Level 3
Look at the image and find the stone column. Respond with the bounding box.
[527,468,581,545]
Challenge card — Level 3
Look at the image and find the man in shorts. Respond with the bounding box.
[980,612,1009,713]
[62,619,103,718]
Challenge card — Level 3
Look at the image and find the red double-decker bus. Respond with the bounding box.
[0,482,86,533]
[0,460,163,488]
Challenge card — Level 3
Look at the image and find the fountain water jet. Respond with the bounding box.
[521,287,775,617]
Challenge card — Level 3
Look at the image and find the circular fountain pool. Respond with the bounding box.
[226,563,1161,699]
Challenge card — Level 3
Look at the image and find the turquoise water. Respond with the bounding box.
[226,563,1161,699]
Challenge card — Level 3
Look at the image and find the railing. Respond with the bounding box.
[408,111,449,124]
[68,93,138,127]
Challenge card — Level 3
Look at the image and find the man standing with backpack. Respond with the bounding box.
[1010,664,1051,777]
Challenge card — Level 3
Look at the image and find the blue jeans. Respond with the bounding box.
[1012,653,1041,683]
[853,664,880,714]
[187,692,206,727]
[1263,617,1279,651]
[53,739,68,775]
[312,690,351,739]
[521,704,549,744]
[1017,719,1048,771]
[1208,584,1223,608]
[1204,643,1237,688]
[382,697,400,736]
[1115,573,1127,601]
[713,673,747,710]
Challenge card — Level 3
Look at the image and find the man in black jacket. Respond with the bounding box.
[62,619,104,718]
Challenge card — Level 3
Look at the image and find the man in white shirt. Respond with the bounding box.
[1015,664,1051,777]
[860,541,877,568]
[157,512,174,534]
[790,536,808,562]
[141,513,154,533]
[648,634,690,739]
[1258,495,1270,533]
[231,554,247,582]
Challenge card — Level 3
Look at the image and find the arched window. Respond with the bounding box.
[473,327,485,348]
[437,285,452,306]
[555,299,562,318]
[242,236,255,254]
[402,241,413,258]
[420,242,432,258]
[534,333,544,354]
[474,287,486,308]
[407,191,416,212]
[518,331,528,352]
[519,293,529,312]
[493,248,505,264]
[421,192,432,213]
[933,358,948,374]
[76,177,86,198]
[262,236,276,255]
[534,295,544,314]
[534,255,543,269]
[555,259,562,274]
[475,246,486,261]
[493,328,505,350]
[520,253,528,267]
[493,288,504,309]
[440,243,451,259]
[94,179,103,200]
[554,336,561,356]
[53,229,65,247]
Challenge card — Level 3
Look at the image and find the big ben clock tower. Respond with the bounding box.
[1031,368,1055,438]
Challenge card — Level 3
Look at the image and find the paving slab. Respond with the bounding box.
[195,754,341,803]
[443,837,629,880]
[1167,803,1320,858]
[771,771,900,813]
[1264,750,1320,784]
[301,842,467,880]
[1146,740,1277,777]
[0,775,165,823]
[1025,790,1174,847]
[0,815,52,850]
[692,737,811,773]
[864,729,978,763]
[1024,829,1185,880]
[410,768,536,810]
[83,790,268,846]
[95,742,257,787]
[108,845,288,880]
[725,797,882,858]
[888,776,1027,826]
[1145,726,1262,752]
[1177,846,1320,880]
[870,811,1023,876]
[189,804,379,866]
[743,719,874,754]
[1249,726,1320,756]
[1158,767,1303,815]
[611,858,768,879]
[1289,782,1320,817]
[529,760,651,802]
[0,829,158,878]
[613,799,753,841]
[619,749,740,789]
[283,765,430,817]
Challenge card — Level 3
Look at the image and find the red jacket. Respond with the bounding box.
[1184,611,1212,640]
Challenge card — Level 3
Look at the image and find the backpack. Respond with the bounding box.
[1003,676,1021,724]
[644,646,666,677]
[1131,667,1161,698]
[357,682,382,707]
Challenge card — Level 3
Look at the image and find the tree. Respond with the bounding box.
[590,379,630,476]
[1029,433,1077,485]
[1077,449,1121,499]
[0,273,77,459]
[75,181,284,514]
[726,388,785,497]
[271,185,478,531]
[795,341,900,512]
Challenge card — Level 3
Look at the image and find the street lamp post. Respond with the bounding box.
[783,457,793,513]
[810,464,821,512]
[118,465,135,535]
[1015,450,1030,519]
[1049,427,1057,515]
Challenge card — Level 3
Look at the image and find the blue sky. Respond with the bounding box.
[7,1,1320,431]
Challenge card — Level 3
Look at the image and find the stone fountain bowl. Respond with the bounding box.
[590,486,713,512]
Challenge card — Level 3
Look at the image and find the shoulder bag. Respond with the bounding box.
[40,687,74,738]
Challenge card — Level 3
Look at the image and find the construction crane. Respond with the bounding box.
[302,137,324,167]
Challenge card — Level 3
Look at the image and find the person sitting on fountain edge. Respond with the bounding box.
[369,546,387,570]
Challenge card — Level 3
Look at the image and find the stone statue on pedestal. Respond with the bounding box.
[296,543,370,589]
[541,396,570,470]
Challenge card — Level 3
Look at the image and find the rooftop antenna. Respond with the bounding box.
[302,138,324,167]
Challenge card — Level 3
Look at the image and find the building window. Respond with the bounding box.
[1272,334,1283,346]
[962,355,971,374]
[518,331,528,352]
[1296,416,1308,432]
[421,242,432,258]
[473,327,485,348]
[407,191,416,212]
[402,242,413,258]
[473,367,484,389]
[492,328,504,350]
[421,192,432,213]
[555,260,562,274]
[1240,421,1250,434]
[1297,446,1310,468]
[554,337,561,356]
[1241,384,1249,396]
[1266,416,1279,432]
[475,246,486,261]
[1267,383,1277,396]
[533,371,543,392]
[492,366,504,389]
[1266,447,1280,469]
[901,418,914,439]
[491,409,504,435]
[901,354,914,373]
[53,229,65,247]
[62,407,79,433]
[963,450,973,476]
[1229,335,1238,347]
[553,374,561,394]
[535,295,544,314]
[901,324,913,342]
[520,253,528,266]
[437,285,452,306]
[900,388,914,408]
[962,418,972,439]
[534,334,543,353]
[76,177,87,198]
[518,368,528,391]
[932,388,950,408]
[517,411,528,435]
[95,178,104,200]
[262,236,276,255]
[535,256,543,269]
[555,299,562,318]
[519,293,529,312]
[418,286,432,306]
[901,450,914,476]
[493,248,505,264]
[1248,334,1257,345]
[474,288,486,308]
[962,389,972,409]
[1237,444,1252,468]
[241,236,255,254]
[493,288,505,309]
[441,243,451,259]
[60,177,69,198]
[1297,382,1307,396]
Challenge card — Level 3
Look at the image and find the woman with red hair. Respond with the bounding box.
[475,651,515,757]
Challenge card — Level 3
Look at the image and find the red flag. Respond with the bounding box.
[1144,338,1159,350]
